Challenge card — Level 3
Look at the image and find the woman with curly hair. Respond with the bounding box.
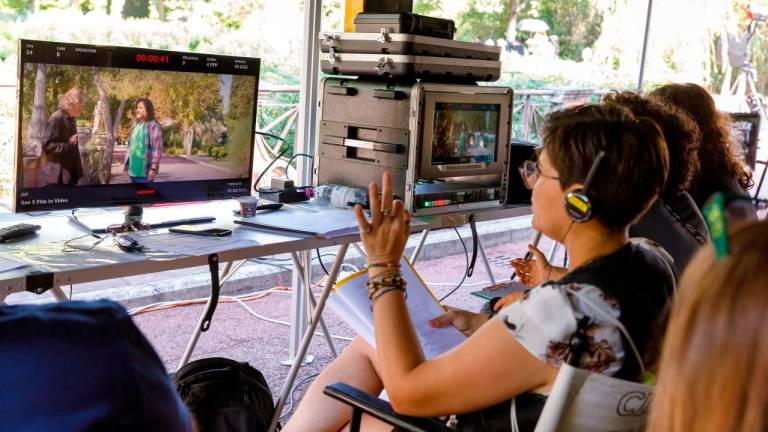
[650,83,753,210]
[603,91,708,273]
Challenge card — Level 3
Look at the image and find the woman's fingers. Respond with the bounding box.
[368,180,381,227]
[354,204,370,234]
[380,172,393,213]
[527,244,547,262]
[428,311,456,328]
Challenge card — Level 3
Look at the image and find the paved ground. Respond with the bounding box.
[130,235,564,422]
[109,152,237,183]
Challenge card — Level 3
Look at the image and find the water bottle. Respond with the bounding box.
[313,184,368,208]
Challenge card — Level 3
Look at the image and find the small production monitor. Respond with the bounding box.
[13,39,260,212]
[418,87,512,180]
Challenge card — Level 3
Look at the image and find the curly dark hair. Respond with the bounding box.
[135,97,156,122]
[603,91,701,196]
[650,84,752,193]
[543,104,669,230]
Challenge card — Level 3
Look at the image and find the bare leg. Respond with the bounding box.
[284,337,384,432]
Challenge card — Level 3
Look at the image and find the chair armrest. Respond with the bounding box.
[323,383,454,432]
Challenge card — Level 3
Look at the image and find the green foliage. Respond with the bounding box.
[1,0,33,16]
[523,0,603,61]
[413,0,441,15]
[164,146,176,156]
[208,145,227,158]
[456,0,509,42]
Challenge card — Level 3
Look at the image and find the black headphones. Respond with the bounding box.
[564,150,606,223]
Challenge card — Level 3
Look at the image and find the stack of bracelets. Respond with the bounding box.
[366,261,407,303]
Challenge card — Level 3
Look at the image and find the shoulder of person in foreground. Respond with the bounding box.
[0,300,193,432]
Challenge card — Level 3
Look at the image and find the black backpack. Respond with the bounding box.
[173,357,279,432]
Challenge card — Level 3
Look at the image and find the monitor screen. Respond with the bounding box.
[14,40,259,212]
[430,102,500,166]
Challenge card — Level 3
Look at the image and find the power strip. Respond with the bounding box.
[257,188,309,203]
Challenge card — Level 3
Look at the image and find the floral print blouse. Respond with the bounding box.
[495,282,625,375]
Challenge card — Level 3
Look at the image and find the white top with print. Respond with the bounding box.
[495,282,624,375]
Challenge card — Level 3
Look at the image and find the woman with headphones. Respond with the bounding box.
[284,104,676,432]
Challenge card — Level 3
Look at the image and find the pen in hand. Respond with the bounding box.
[510,231,542,281]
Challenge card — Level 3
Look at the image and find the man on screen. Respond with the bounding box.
[123,98,162,183]
[38,88,85,186]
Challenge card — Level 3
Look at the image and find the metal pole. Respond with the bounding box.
[295,0,322,186]
[286,0,323,364]
[269,244,349,432]
[290,252,338,358]
[637,0,654,92]
[409,228,430,265]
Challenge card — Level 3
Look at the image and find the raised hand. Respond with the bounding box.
[354,172,411,278]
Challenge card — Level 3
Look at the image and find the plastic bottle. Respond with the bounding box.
[313,184,368,208]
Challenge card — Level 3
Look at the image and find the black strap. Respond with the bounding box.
[566,316,591,366]
[201,253,220,332]
[466,214,478,278]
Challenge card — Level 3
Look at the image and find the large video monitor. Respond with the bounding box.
[13,39,259,212]
[418,89,512,180]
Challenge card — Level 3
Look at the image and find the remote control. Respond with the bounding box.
[0,223,42,243]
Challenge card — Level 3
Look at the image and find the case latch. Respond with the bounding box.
[375,57,393,75]
[376,27,391,43]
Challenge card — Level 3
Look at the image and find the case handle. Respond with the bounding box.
[373,89,405,100]
[344,138,399,154]
[328,85,356,96]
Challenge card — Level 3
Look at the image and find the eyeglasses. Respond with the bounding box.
[519,160,559,190]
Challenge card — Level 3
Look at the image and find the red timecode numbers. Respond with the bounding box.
[135,53,170,64]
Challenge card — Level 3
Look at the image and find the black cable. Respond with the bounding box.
[248,258,293,272]
[285,153,314,169]
[316,248,329,275]
[439,227,470,302]
[466,214,478,277]
[253,146,290,192]
[253,131,314,193]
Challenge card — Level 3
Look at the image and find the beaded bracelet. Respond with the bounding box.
[366,261,401,270]
[370,285,406,304]
[366,274,407,300]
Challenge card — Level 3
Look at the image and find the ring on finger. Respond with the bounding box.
[360,225,371,234]
[381,208,392,217]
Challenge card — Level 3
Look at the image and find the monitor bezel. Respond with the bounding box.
[419,91,511,180]
[13,39,260,213]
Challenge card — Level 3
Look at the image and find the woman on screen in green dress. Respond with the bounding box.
[123,98,162,183]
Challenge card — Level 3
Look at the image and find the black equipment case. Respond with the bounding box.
[321,53,501,81]
[354,12,455,39]
[320,32,501,61]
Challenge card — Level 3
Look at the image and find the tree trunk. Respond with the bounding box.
[506,0,530,41]
[183,126,194,157]
[93,68,116,185]
[112,99,126,138]
[27,64,47,156]
[92,99,103,134]
[156,0,165,21]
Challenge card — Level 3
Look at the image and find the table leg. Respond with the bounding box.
[290,252,338,359]
[351,242,366,258]
[478,240,496,285]
[268,243,349,432]
[409,228,430,265]
[286,251,313,366]
[51,285,68,301]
